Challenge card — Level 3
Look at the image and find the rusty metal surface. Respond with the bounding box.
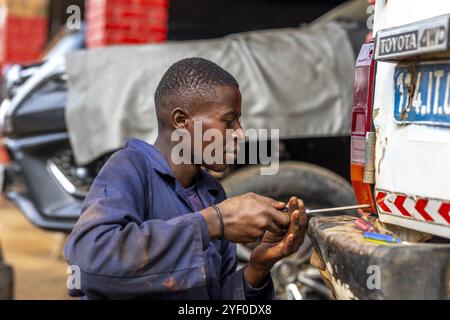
[308,215,450,299]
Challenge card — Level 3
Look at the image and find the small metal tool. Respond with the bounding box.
[306,204,370,214]
[281,204,370,214]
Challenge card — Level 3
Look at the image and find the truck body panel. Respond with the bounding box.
[373,0,450,238]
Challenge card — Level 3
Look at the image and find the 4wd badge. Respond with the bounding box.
[376,14,450,61]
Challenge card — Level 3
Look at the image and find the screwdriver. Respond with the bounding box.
[281,204,370,214]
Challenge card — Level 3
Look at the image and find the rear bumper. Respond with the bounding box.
[307,215,450,299]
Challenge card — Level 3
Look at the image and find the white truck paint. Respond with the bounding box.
[373,0,450,238]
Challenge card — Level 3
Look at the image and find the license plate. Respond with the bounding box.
[394,62,450,126]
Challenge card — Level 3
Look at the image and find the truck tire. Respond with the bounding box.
[222,161,357,215]
[221,161,358,299]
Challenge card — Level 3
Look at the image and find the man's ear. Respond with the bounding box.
[171,107,188,129]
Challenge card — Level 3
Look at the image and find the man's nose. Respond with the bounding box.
[232,126,246,142]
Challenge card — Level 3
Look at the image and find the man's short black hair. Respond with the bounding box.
[155,57,239,127]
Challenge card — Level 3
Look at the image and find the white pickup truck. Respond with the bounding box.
[308,0,450,300]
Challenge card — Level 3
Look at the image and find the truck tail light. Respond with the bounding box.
[351,42,376,214]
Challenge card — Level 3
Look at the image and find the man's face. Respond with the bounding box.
[186,85,244,172]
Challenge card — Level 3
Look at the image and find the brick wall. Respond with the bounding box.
[86,0,169,48]
[0,0,49,66]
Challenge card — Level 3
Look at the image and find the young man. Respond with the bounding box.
[65,57,307,299]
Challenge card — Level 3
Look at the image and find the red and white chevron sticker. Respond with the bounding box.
[375,190,450,225]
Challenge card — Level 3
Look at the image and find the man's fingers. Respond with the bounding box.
[287,196,299,213]
[254,194,286,209]
[282,206,308,255]
[296,198,307,237]
[297,198,306,215]
[266,221,285,237]
[266,206,290,228]
[287,196,300,227]
[266,196,298,232]
[279,197,303,252]
[286,211,301,252]
[286,209,299,234]
[281,233,296,256]
[298,216,307,245]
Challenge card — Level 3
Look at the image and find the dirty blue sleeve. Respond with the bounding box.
[207,178,274,300]
[219,237,275,300]
[64,149,210,299]
[242,269,274,300]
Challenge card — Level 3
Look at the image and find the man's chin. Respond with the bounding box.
[202,152,236,172]
[204,163,229,173]
[225,152,237,163]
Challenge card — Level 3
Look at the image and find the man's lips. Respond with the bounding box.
[224,149,238,161]
[224,149,238,155]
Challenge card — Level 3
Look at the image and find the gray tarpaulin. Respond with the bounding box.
[65,22,355,165]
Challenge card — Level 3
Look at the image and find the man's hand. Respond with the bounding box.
[200,192,290,243]
[244,196,307,287]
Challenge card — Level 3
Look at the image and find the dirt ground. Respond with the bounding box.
[0,197,73,300]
